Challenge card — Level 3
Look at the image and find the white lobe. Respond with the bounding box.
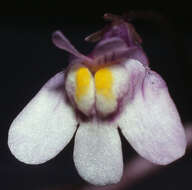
[118,69,186,165]
[73,121,123,185]
[8,72,77,164]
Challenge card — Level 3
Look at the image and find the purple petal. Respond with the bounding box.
[91,37,137,64]
[8,72,77,164]
[52,31,92,62]
[92,37,128,58]
[91,35,149,66]
[118,70,186,165]
[126,47,149,66]
[102,23,140,46]
[90,20,149,66]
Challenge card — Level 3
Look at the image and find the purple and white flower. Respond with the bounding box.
[8,14,186,186]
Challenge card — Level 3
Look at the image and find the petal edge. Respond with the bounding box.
[8,72,77,164]
[118,71,186,165]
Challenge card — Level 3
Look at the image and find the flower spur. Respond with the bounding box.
[8,14,186,186]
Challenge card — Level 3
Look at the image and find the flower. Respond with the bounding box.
[8,14,186,186]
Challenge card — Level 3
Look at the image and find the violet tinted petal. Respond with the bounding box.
[91,36,148,66]
[126,47,149,66]
[8,72,77,164]
[102,22,142,47]
[52,31,92,62]
[123,59,146,100]
[102,23,132,46]
[92,37,128,57]
[118,70,186,165]
[91,37,141,65]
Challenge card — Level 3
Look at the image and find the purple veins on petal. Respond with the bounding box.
[118,67,186,165]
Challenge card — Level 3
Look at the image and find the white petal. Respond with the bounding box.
[118,70,186,165]
[8,72,77,164]
[73,121,123,185]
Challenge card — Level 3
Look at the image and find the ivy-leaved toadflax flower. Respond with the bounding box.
[8,14,186,186]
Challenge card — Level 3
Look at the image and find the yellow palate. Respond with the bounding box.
[75,67,91,100]
[95,68,114,99]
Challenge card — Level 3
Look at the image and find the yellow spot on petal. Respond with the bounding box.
[95,68,114,99]
[76,67,91,100]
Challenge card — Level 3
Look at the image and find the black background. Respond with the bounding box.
[0,2,192,190]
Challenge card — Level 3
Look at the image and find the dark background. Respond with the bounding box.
[0,2,192,190]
